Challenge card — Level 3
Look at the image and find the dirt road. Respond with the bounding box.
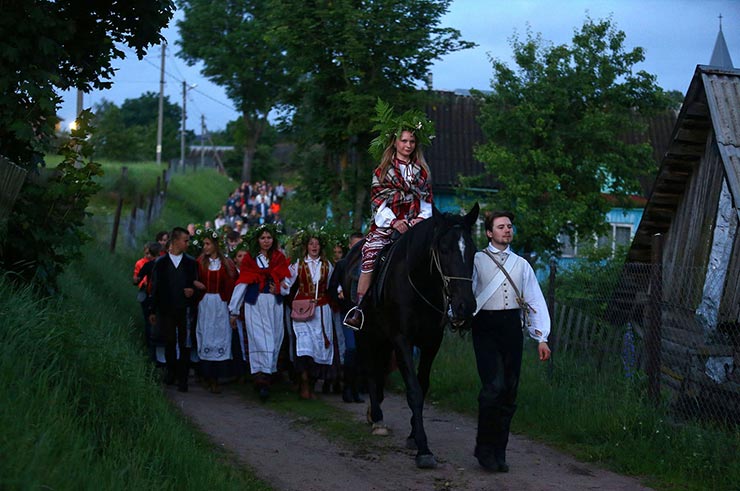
[166,382,652,491]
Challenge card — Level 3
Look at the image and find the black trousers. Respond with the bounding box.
[472,309,523,460]
[160,308,192,384]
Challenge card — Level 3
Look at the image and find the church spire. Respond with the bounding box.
[710,13,734,68]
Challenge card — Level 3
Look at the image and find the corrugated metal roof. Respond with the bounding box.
[423,91,494,190]
[627,65,740,263]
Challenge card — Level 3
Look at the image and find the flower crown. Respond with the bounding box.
[368,98,435,162]
[245,223,281,257]
[189,225,222,255]
[287,227,332,260]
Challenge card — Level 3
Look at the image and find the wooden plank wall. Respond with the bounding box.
[661,140,725,309]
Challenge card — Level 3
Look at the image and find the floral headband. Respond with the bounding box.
[368,98,435,162]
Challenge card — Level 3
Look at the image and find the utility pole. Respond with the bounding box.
[180,81,197,171]
[180,80,186,170]
[76,90,83,119]
[200,114,206,168]
[156,42,166,165]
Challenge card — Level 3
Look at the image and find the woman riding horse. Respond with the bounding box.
[342,99,479,469]
[344,99,435,330]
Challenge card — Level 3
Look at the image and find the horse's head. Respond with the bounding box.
[430,203,480,329]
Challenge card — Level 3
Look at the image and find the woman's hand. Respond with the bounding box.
[409,217,424,227]
[391,219,409,234]
[193,280,206,290]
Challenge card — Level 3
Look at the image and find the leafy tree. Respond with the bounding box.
[0,0,174,288]
[91,92,181,161]
[664,89,684,111]
[269,0,474,228]
[176,0,289,182]
[220,118,281,182]
[470,16,669,259]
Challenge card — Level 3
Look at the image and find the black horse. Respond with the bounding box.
[340,203,479,469]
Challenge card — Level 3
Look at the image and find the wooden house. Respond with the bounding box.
[615,65,740,418]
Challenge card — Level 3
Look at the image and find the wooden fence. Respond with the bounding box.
[0,156,27,220]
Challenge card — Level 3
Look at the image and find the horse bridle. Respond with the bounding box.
[407,231,473,316]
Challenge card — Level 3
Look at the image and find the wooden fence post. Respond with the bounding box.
[647,233,663,406]
[110,196,124,253]
[147,191,155,223]
[547,257,557,377]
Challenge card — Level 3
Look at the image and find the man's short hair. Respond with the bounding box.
[170,226,189,240]
[147,242,162,256]
[484,210,515,232]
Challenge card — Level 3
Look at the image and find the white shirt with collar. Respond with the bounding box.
[168,252,183,268]
[472,244,550,343]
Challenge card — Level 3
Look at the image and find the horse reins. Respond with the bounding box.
[406,230,472,316]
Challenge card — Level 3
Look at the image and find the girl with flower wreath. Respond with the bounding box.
[193,229,238,394]
[228,223,290,401]
[282,230,338,400]
[229,241,251,381]
[344,99,435,329]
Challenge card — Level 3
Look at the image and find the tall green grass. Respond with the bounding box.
[0,243,269,489]
[0,164,268,489]
[430,333,740,491]
[153,168,237,229]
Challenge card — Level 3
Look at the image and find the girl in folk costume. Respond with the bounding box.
[344,99,436,329]
[229,242,250,382]
[229,224,290,401]
[283,230,337,400]
[193,230,238,394]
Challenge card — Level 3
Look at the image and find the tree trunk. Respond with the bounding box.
[352,184,367,231]
[241,112,264,183]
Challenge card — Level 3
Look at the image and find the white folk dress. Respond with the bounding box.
[196,258,232,362]
[283,257,335,366]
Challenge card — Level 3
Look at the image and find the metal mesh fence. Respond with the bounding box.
[546,259,740,427]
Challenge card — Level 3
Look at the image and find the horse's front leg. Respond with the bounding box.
[363,337,391,435]
[393,336,437,469]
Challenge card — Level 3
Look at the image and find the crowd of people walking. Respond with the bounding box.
[133,181,364,403]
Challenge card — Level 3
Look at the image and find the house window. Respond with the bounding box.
[597,224,632,254]
[615,225,631,246]
[559,224,632,258]
[559,233,576,257]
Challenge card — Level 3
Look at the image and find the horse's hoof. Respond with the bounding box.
[366,403,373,424]
[405,437,417,450]
[415,453,437,469]
[371,422,390,436]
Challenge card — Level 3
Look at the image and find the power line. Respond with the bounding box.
[191,87,235,111]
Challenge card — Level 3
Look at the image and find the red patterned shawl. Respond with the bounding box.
[370,158,432,220]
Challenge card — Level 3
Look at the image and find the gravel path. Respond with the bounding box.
[166,381,653,491]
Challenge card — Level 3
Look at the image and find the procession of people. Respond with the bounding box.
[133,101,551,474]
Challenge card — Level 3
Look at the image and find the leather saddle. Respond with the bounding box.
[346,232,403,308]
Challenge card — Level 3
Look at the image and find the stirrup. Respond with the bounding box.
[343,306,364,331]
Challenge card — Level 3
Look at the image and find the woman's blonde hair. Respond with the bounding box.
[377,131,430,181]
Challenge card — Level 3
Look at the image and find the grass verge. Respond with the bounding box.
[429,333,740,491]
